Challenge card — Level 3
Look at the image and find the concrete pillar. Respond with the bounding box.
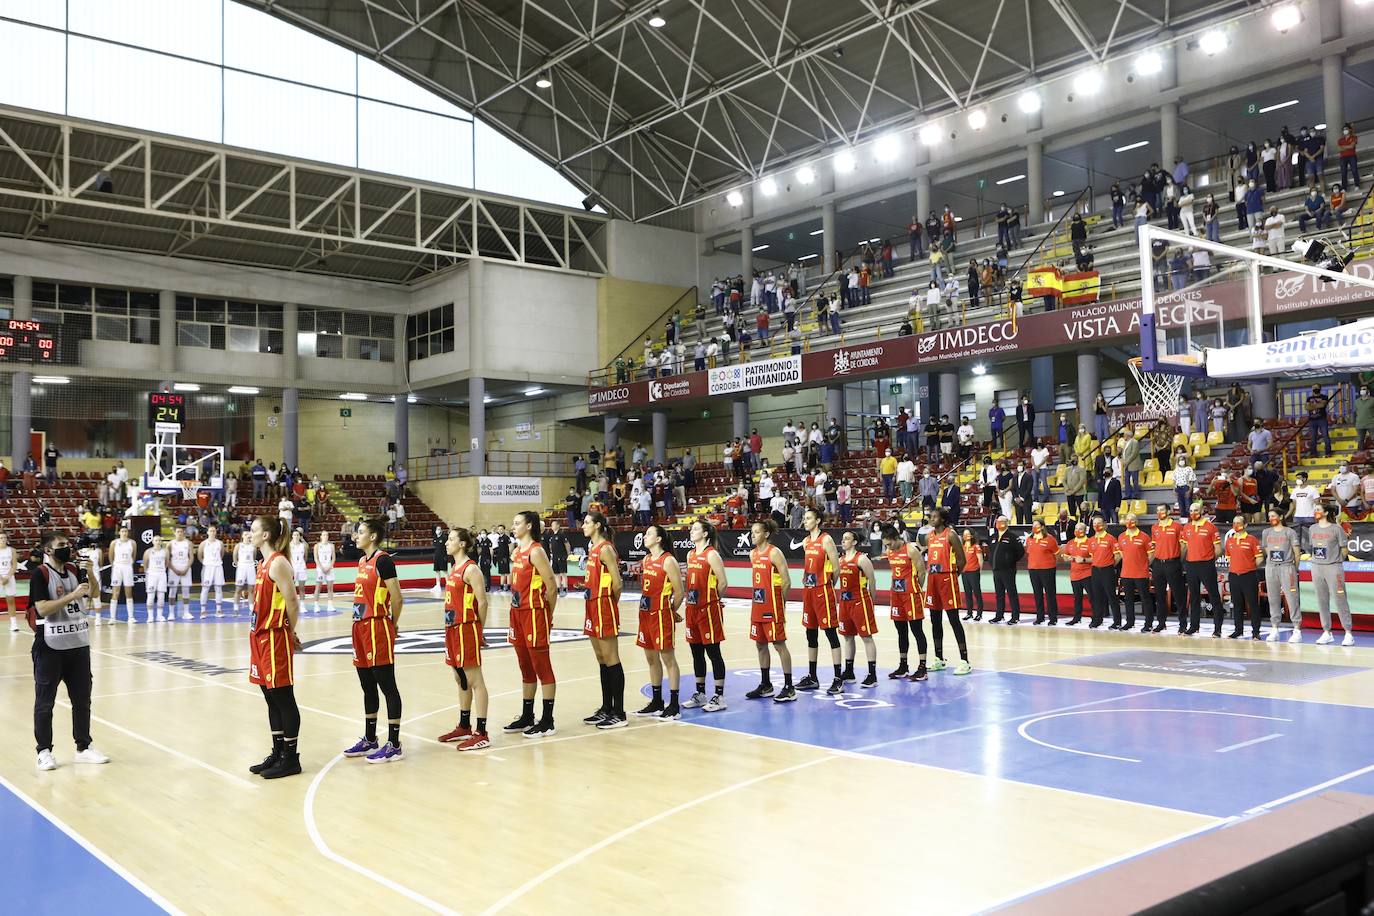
[1076,353,1100,429]
[394,394,410,470]
[281,387,299,470]
[468,376,485,476]
[1323,55,1344,137]
[1160,102,1179,177]
[732,398,749,441]
[281,302,298,382]
[1159,30,1178,92]
[651,410,668,466]
[740,225,754,283]
[826,385,846,452]
[158,289,176,373]
[822,202,837,276]
[603,413,621,452]
[1319,0,1343,43]
[1026,140,1044,226]
[468,258,486,375]
[393,312,407,389]
[1030,356,1054,439]
[938,372,959,422]
[9,276,31,465]
[915,174,931,231]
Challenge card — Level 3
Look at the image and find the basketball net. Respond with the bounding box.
[180,481,199,504]
[1128,357,1185,419]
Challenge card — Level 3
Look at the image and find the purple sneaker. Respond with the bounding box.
[342,737,379,758]
[364,742,404,764]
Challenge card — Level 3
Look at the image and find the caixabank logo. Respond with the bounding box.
[300,627,588,654]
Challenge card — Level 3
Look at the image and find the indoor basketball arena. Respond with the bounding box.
[7,1,1374,913]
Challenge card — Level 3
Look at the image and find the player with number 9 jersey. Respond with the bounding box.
[750,545,786,643]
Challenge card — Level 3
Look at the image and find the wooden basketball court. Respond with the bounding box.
[4,592,1374,914]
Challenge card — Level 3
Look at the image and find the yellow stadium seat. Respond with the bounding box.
[1040,502,1059,520]
[1163,470,1175,486]
[1142,458,1158,473]
[1129,499,1148,516]
[1206,430,1224,445]
[1192,443,1211,459]
[1142,470,1163,487]
[1173,433,1187,447]
[1188,432,1206,446]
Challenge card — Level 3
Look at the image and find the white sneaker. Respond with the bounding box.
[1288,628,1303,643]
[312,605,320,614]
[703,694,728,712]
[180,611,192,621]
[1264,631,1280,642]
[1343,632,1355,647]
[9,620,17,632]
[36,749,56,770]
[1316,631,1334,645]
[74,746,110,765]
[681,691,707,709]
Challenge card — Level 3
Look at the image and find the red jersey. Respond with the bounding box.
[1064,537,1093,581]
[925,529,958,574]
[684,547,721,615]
[1213,479,1237,510]
[837,553,872,613]
[801,533,838,630]
[640,551,673,613]
[444,558,478,625]
[510,543,548,612]
[802,534,835,589]
[352,550,396,621]
[251,551,288,634]
[1224,531,1261,574]
[751,547,784,615]
[1117,528,1151,579]
[886,545,923,621]
[249,551,293,687]
[1089,532,1119,567]
[585,540,617,604]
[1152,518,1182,560]
[1025,532,1059,570]
[1184,519,1221,561]
[961,536,982,572]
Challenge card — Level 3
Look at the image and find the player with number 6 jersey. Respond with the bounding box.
[683,519,728,712]
[437,528,491,752]
[837,530,879,689]
[246,515,302,780]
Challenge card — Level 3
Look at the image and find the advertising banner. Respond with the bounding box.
[478,477,542,503]
[707,354,802,396]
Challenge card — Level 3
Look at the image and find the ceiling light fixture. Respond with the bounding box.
[1198,29,1228,55]
[995,173,1026,185]
[833,149,857,173]
[918,123,941,146]
[760,176,778,196]
[647,8,666,27]
[32,375,69,384]
[966,108,987,130]
[1270,3,1300,31]
[808,228,824,236]
[1258,99,1300,113]
[971,364,987,376]
[725,189,744,207]
[875,133,900,162]
[798,253,819,260]
[751,243,770,252]
[524,387,545,396]
[534,71,552,89]
[1134,51,1163,76]
[1072,69,1103,96]
[796,165,815,185]
[1017,91,1041,114]
[172,382,201,392]
[1114,140,1149,152]
[227,386,260,395]
[339,392,367,401]
[1052,190,1066,197]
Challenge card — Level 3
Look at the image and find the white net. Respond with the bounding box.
[1128,358,1186,419]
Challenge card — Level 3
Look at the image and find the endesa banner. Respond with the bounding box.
[587,267,1374,412]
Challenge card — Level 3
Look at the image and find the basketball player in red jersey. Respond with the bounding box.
[746,519,796,702]
[247,515,303,779]
[437,528,491,752]
[923,508,972,675]
[344,517,406,763]
[683,519,729,712]
[882,524,929,681]
[837,530,879,689]
[634,524,685,719]
[504,510,558,738]
[581,511,627,729]
[798,507,844,694]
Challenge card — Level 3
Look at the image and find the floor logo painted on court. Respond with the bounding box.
[1058,649,1365,685]
[299,627,588,654]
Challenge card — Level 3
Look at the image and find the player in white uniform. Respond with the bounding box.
[108,526,138,624]
[81,541,104,620]
[0,533,18,632]
[141,536,169,621]
[311,531,336,613]
[289,529,308,595]
[168,526,194,620]
[233,532,257,613]
[198,525,227,618]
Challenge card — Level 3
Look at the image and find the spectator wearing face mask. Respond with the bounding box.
[1330,463,1363,513]
[1247,420,1273,465]
[1290,473,1320,534]
[1300,126,1326,184]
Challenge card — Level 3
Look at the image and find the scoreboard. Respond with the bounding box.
[148,392,186,431]
[0,319,57,363]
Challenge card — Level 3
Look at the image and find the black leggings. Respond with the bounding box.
[893,618,927,656]
[689,642,726,683]
[806,627,841,649]
[261,684,300,741]
[357,665,403,721]
[929,609,969,661]
[961,572,984,613]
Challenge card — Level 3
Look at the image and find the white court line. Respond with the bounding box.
[1216,733,1284,754]
[0,772,185,915]
[303,754,462,916]
[1244,761,1374,815]
[56,701,258,788]
[1016,709,1292,765]
[477,755,833,915]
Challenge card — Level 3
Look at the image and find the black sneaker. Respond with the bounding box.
[522,720,556,739]
[261,752,302,780]
[596,713,628,729]
[909,662,928,682]
[773,685,798,702]
[503,716,535,733]
[745,682,775,699]
[826,678,845,696]
[1140,624,1151,633]
[1088,622,1102,629]
[248,751,278,775]
[860,673,877,688]
[796,674,821,691]
[841,669,856,682]
[633,701,664,717]
[1066,618,1080,626]
[1108,623,1122,630]
[1227,630,1243,639]
[887,663,909,679]
[660,704,681,721]
[582,709,608,725]
[1153,623,1167,633]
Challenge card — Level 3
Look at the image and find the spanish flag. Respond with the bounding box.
[1025,266,1063,298]
[1061,270,1100,304]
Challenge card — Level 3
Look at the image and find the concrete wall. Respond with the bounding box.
[480,262,599,381]
[596,277,688,364]
[414,474,578,530]
[251,396,463,476]
[604,220,700,289]
[486,393,604,455]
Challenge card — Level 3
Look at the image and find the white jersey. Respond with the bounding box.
[290,542,307,568]
[112,539,136,567]
[144,547,167,575]
[235,543,256,568]
[169,539,192,572]
[201,538,224,567]
[314,542,335,570]
[0,546,13,577]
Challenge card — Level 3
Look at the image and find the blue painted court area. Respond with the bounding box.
[679,666,1374,819]
[92,602,343,625]
[0,780,164,915]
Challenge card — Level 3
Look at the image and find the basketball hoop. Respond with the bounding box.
[1128,357,1188,419]
[179,481,199,504]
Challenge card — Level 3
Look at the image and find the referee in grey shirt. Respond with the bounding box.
[1260,509,1302,642]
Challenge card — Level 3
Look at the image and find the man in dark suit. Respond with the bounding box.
[1016,395,1036,447]
[940,479,962,527]
[1013,462,1034,525]
[987,516,1024,624]
[1099,470,1123,523]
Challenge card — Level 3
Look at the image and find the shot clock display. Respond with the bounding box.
[0,319,58,363]
[148,392,187,430]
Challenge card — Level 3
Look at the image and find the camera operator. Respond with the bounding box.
[29,531,109,771]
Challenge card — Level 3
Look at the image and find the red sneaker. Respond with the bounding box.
[456,733,490,752]
[437,724,473,743]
